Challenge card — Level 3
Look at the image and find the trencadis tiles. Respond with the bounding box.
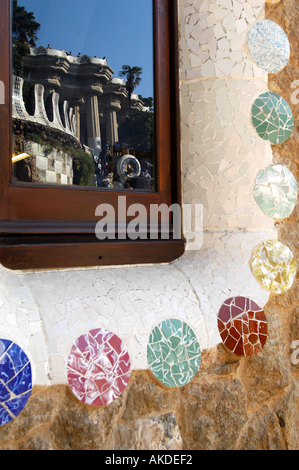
[0,0,294,425]
[254,165,298,219]
[67,328,131,406]
[251,91,294,145]
[147,319,201,388]
[180,0,266,81]
[0,340,32,426]
[248,20,290,74]
[250,240,296,294]
[217,297,267,357]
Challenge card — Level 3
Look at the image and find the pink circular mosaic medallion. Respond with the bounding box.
[67,328,131,406]
[217,297,267,357]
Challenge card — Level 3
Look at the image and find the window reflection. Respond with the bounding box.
[12,0,155,191]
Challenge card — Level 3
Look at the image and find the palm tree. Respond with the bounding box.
[119,65,143,116]
[12,0,41,76]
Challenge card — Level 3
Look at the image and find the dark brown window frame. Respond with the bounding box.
[0,0,184,270]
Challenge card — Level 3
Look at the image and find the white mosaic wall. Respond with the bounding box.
[180,0,274,230]
[0,0,278,386]
[181,78,274,229]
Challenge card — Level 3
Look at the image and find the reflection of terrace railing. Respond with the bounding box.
[12,75,78,140]
[30,46,108,66]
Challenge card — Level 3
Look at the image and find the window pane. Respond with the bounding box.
[12,0,155,191]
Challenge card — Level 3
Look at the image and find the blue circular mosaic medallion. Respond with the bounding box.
[0,340,32,426]
[248,20,290,73]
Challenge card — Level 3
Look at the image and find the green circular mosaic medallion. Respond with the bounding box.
[250,240,296,294]
[147,319,201,388]
[251,91,294,145]
[253,165,298,219]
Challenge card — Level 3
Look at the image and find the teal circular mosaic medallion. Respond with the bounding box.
[248,20,290,73]
[254,165,298,219]
[147,319,201,388]
[252,91,294,145]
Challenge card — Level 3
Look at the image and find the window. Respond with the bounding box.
[0,0,183,270]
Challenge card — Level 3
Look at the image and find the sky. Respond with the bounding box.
[18,0,154,98]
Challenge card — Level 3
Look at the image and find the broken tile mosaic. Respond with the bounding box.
[218,297,267,357]
[253,165,298,219]
[250,240,296,294]
[248,20,290,73]
[67,328,131,406]
[0,340,32,426]
[252,91,294,145]
[147,319,201,388]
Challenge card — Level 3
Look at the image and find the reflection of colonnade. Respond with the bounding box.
[23,47,144,152]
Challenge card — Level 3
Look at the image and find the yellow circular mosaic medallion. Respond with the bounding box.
[250,240,296,294]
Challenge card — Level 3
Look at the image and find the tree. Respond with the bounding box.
[138,95,154,112]
[12,0,41,76]
[118,109,154,154]
[118,65,143,116]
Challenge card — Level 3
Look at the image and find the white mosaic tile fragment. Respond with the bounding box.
[180,0,266,80]
[181,79,274,232]
[175,230,278,346]
[0,267,48,385]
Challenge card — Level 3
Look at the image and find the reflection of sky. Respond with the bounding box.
[18,0,154,98]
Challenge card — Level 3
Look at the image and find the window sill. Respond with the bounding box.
[0,221,185,270]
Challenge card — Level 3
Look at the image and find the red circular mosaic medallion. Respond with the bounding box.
[67,328,131,406]
[217,297,267,357]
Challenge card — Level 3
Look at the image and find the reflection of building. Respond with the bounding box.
[22,46,144,152]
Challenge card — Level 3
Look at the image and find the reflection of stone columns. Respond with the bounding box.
[86,94,101,151]
[106,108,119,146]
[44,87,56,99]
[74,105,80,141]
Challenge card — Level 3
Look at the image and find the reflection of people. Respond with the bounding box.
[101,143,110,166]
[124,163,134,177]
[103,162,109,178]
[96,160,102,187]
[142,168,151,180]
[114,141,120,150]
[92,152,102,187]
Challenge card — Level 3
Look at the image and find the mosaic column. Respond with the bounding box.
[178,0,278,346]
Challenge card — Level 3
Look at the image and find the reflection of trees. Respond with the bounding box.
[118,109,154,154]
[12,0,40,76]
[119,65,143,116]
[117,108,155,191]
[71,148,95,186]
[138,95,154,112]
